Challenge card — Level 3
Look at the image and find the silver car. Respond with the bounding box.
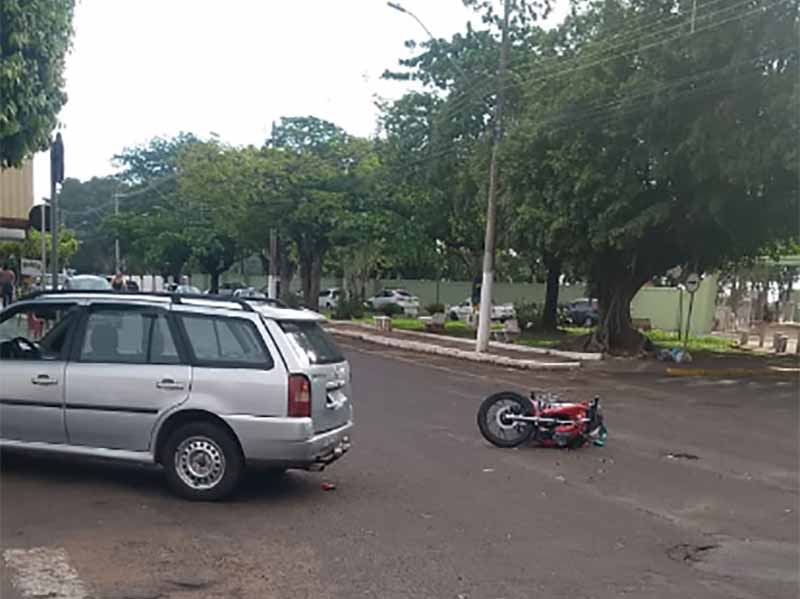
[0,291,353,500]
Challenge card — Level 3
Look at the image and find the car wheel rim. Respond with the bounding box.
[174,436,226,490]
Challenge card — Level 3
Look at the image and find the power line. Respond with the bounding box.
[381,43,795,180]
[403,0,789,131]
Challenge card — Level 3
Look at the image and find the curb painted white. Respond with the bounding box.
[330,327,581,371]
[3,547,88,599]
[329,321,602,361]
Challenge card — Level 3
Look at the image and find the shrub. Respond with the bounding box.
[333,298,364,320]
[425,303,445,315]
[514,301,540,329]
[379,303,404,317]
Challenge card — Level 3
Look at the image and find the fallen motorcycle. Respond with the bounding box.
[477,390,607,449]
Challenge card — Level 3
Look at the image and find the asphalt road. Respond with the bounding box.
[1,339,798,599]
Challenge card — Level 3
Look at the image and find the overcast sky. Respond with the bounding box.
[34,0,567,200]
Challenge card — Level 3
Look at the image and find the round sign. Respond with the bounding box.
[685,273,701,293]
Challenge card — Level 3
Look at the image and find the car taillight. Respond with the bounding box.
[288,374,311,417]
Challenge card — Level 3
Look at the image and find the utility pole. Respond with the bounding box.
[40,200,47,288]
[476,0,511,352]
[50,133,64,290]
[267,228,278,299]
[114,192,120,273]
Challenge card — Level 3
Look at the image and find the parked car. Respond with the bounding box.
[367,288,420,315]
[213,282,246,297]
[319,288,341,310]
[566,298,600,327]
[174,284,201,294]
[63,275,112,291]
[233,287,267,299]
[448,298,516,322]
[0,291,353,500]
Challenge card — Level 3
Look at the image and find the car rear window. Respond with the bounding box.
[279,321,344,365]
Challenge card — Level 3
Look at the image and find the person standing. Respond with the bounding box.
[111,272,125,291]
[0,263,16,307]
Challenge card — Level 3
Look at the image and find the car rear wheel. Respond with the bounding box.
[162,421,243,501]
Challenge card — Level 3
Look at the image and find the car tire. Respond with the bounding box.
[449,311,459,321]
[162,421,244,501]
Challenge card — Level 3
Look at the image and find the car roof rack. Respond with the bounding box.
[18,289,289,313]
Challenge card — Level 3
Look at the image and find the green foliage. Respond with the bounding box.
[0,0,75,166]
[425,303,446,315]
[645,330,741,354]
[378,303,404,317]
[507,0,796,349]
[0,226,78,266]
[333,298,365,321]
[58,176,118,273]
[106,134,242,286]
[513,300,540,329]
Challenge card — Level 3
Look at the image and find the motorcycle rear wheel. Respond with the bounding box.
[477,392,534,448]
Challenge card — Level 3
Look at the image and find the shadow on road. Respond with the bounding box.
[0,450,319,504]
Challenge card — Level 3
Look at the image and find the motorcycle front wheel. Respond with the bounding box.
[477,392,534,448]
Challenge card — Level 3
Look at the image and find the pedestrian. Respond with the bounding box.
[0,263,16,307]
[111,272,125,291]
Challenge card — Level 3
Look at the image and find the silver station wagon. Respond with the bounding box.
[0,291,353,500]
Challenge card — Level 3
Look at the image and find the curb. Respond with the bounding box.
[666,366,800,378]
[330,321,602,361]
[329,327,581,371]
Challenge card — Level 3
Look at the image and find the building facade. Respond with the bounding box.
[0,160,34,240]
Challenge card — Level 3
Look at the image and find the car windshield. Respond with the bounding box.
[278,320,344,365]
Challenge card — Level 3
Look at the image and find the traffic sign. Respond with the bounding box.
[21,258,43,276]
[28,204,52,232]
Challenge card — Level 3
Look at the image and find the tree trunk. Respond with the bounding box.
[300,256,312,307]
[540,257,561,331]
[589,275,647,354]
[308,256,322,311]
[210,271,220,295]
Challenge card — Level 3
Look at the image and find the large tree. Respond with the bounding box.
[507,0,798,351]
[0,0,75,166]
[58,176,119,274]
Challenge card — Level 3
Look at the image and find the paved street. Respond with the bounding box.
[2,339,798,599]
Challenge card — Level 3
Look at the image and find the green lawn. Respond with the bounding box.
[353,316,501,338]
[515,327,587,348]
[348,315,741,355]
[645,330,741,353]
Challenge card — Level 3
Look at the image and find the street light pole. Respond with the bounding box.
[386,2,466,78]
[50,133,64,290]
[475,0,511,352]
[40,200,47,287]
[114,192,120,273]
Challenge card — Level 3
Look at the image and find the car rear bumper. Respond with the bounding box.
[222,415,353,469]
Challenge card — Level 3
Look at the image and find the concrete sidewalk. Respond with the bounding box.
[327,322,582,371]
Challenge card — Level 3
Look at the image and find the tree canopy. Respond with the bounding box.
[0,0,75,166]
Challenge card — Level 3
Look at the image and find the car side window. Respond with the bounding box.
[180,314,273,369]
[78,309,180,365]
[80,309,149,363]
[0,303,77,361]
[148,314,180,364]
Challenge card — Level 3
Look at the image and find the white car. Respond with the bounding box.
[319,288,341,310]
[368,288,420,316]
[448,298,516,322]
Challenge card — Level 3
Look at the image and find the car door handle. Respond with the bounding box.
[156,378,185,390]
[31,374,58,386]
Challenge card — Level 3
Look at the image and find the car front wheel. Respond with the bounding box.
[162,421,244,501]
